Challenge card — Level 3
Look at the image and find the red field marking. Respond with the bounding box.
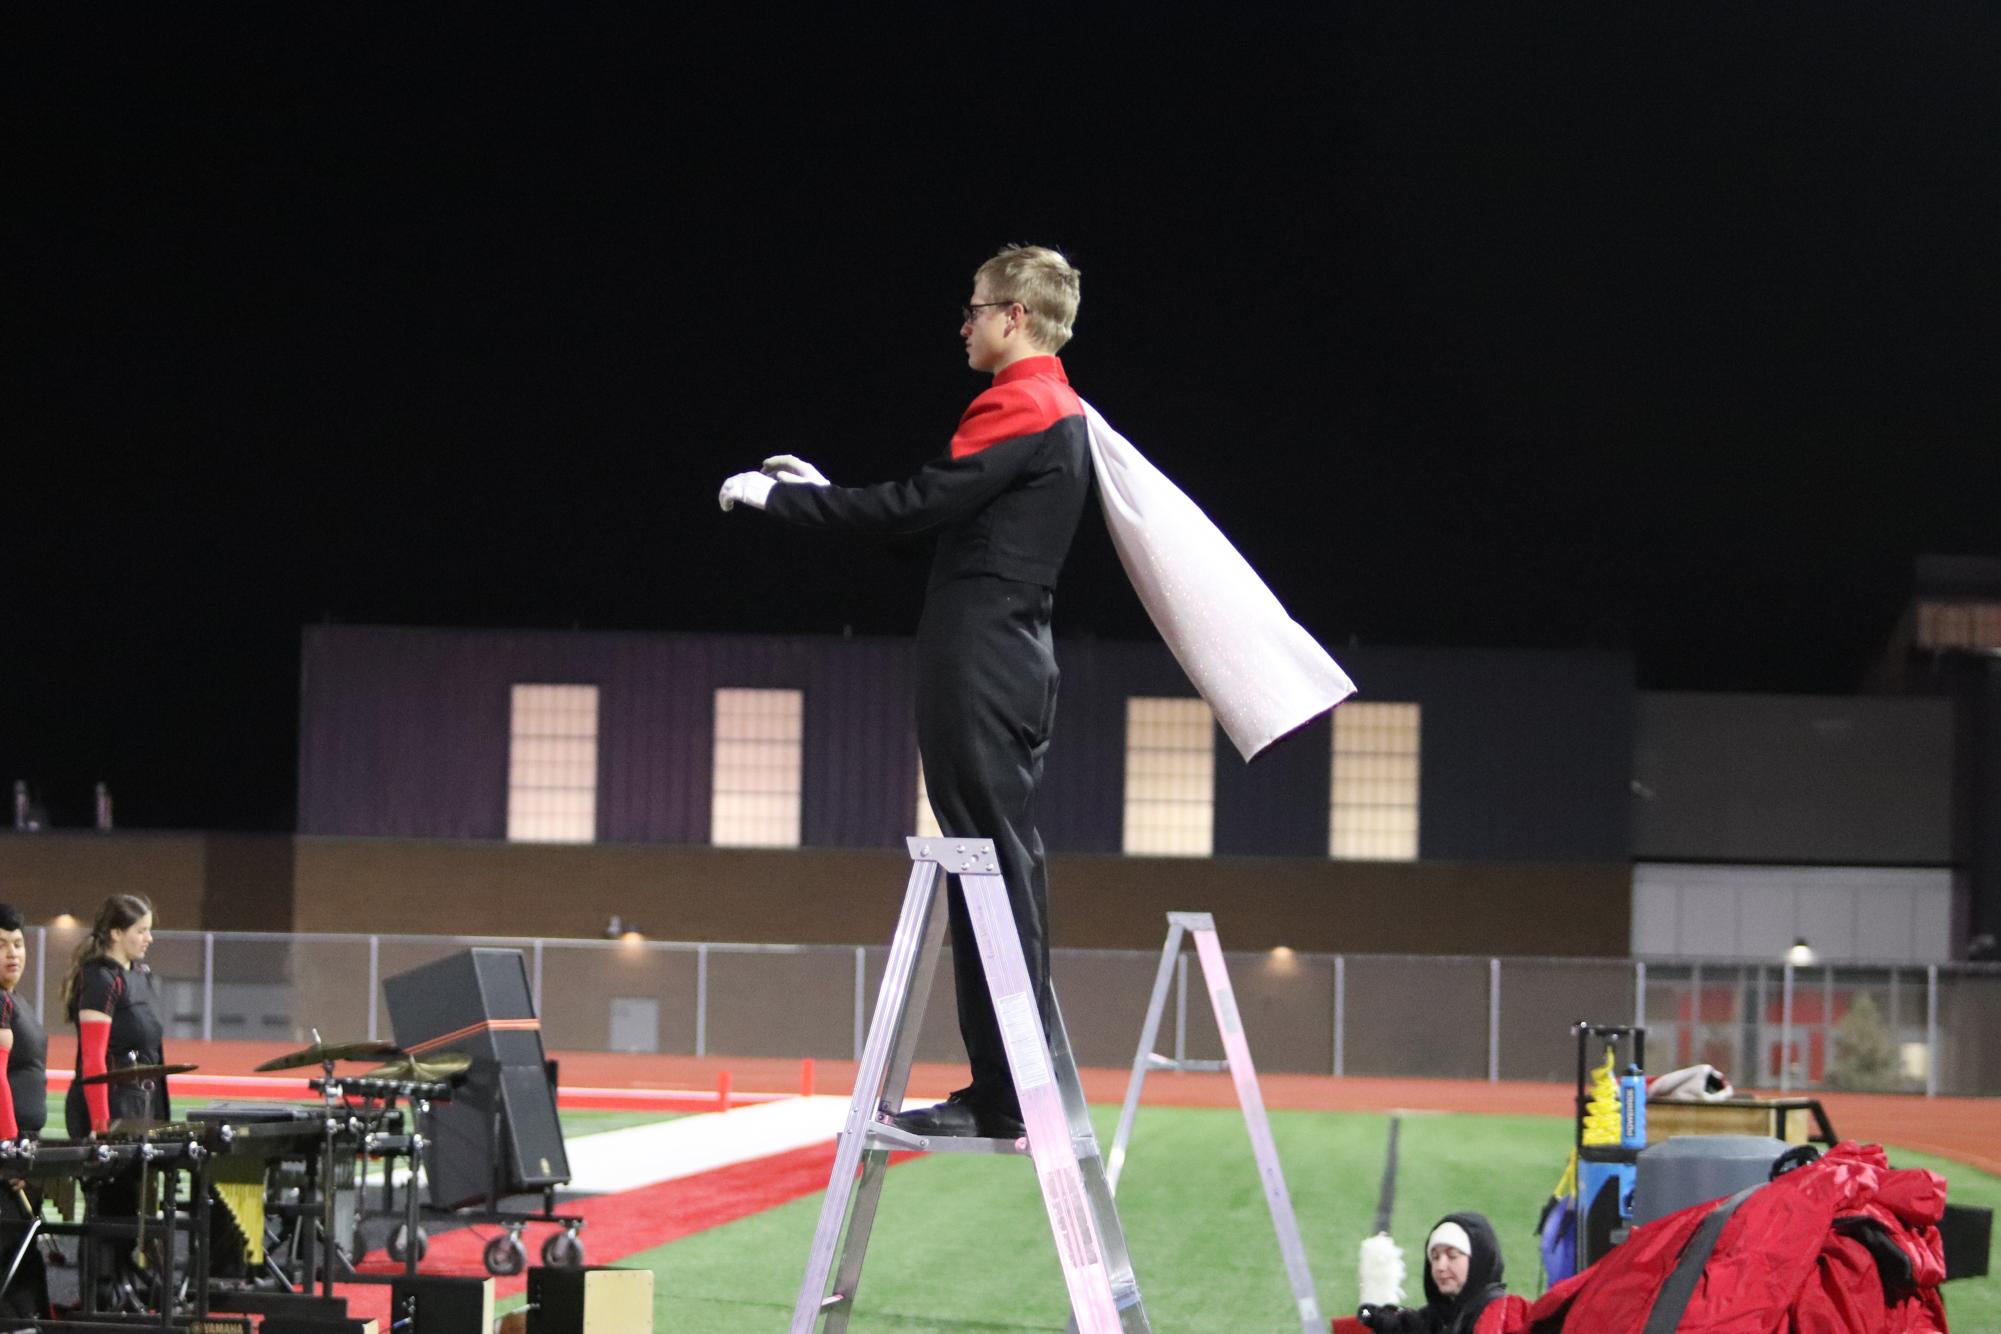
[332,1139,917,1324]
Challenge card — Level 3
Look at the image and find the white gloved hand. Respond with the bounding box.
[718,471,776,512]
[761,454,830,486]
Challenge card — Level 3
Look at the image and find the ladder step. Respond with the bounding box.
[1146,1054,1230,1073]
[861,1119,1030,1156]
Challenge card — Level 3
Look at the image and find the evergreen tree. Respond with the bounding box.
[1829,992,1900,1091]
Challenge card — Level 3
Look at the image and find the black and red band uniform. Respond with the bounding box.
[0,988,50,1319]
[766,354,1091,1117]
[0,990,48,1138]
[65,956,170,1136]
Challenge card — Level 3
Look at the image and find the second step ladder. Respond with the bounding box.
[1105,912,1322,1333]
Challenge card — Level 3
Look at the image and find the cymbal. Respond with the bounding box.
[360,1051,472,1084]
[80,1062,197,1087]
[254,1039,402,1072]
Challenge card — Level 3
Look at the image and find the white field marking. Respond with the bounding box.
[347,1095,856,1195]
[562,1092,957,1194]
[353,1093,953,1194]
[566,1094,865,1194]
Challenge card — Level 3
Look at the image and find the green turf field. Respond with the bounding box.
[34,1093,1996,1328]
[624,1106,1562,1330]
[585,1105,1997,1332]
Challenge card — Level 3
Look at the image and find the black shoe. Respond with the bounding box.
[888,1093,1025,1140]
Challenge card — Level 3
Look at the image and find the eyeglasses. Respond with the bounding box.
[961,300,1024,322]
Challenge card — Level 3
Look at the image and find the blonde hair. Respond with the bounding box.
[974,244,1081,353]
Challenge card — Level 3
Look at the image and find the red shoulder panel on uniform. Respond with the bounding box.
[951,386,1056,459]
[949,357,1083,459]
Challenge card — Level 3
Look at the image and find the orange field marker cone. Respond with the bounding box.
[718,1069,732,1112]
[801,1058,816,1097]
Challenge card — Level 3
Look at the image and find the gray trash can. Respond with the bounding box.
[1630,1135,1790,1226]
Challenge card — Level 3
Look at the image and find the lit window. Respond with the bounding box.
[915,753,942,839]
[1123,697,1214,856]
[507,684,599,843]
[711,688,803,847]
[1330,702,1420,860]
[1917,600,2001,651]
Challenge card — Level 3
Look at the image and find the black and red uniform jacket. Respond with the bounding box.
[0,990,47,1137]
[764,355,1092,591]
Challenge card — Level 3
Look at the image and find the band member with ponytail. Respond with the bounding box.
[59,896,168,1311]
[63,895,168,1136]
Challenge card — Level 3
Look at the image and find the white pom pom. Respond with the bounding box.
[1358,1232,1406,1306]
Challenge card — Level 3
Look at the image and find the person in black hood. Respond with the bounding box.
[1360,1211,1515,1334]
[1417,1213,1508,1333]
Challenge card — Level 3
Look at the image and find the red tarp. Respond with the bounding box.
[1524,1142,1948,1332]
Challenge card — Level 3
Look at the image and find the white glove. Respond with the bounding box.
[761,454,830,486]
[718,471,776,512]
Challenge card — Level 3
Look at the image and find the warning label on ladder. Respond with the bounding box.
[997,991,1053,1089]
[1041,1162,1103,1271]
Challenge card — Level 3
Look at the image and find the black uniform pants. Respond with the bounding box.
[915,575,1060,1119]
[66,1070,168,1273]
[0,1184,49,1319]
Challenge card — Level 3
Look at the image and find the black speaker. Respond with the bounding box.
[1942,1202,1993,1281]
[390,1274,495,1333]
[385,948,570,1209]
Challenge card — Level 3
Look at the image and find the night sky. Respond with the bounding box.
[9,8,1999,832]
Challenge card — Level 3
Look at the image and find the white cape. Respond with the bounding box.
[1082,400,1356,761]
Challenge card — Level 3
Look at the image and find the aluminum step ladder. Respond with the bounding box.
[792,838,1151,1333]
[1105,912,1321,1333]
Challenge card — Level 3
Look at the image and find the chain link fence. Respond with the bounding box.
[25,929,2000,1096]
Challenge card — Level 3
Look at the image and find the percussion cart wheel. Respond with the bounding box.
[388,1223,429,1263]
[542,1227,586,1268]
[483,1229,528,1277]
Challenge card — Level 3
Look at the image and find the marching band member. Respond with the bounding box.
[0,901,50,1319]
[63,894,169,1136]
[63,893,169,1311]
